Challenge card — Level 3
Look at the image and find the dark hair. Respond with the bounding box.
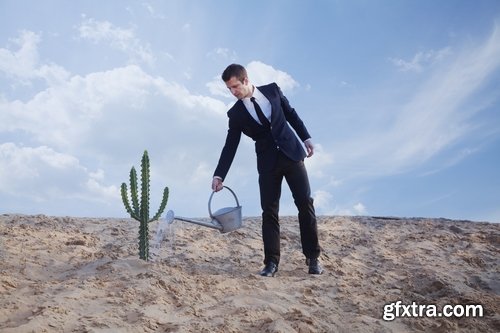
[221,64,247,83]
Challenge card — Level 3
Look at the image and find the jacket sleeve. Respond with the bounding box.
[276,84,311,142]
[213,114,242,181]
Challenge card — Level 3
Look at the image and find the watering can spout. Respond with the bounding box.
[169,186,242,233]
[173,215,223,231]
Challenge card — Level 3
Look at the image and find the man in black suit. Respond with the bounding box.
[212,64,323,277]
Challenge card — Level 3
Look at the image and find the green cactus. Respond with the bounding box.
[121,150,169,261]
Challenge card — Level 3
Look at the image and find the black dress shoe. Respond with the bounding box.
[260,262,278,277]
[307,258,324,275]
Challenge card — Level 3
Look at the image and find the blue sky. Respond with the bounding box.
[1,0,499,222]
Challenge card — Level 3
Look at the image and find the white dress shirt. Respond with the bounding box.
[242,86,272,125]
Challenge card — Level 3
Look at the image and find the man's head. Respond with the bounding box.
[222,64,247,82]
[222,63,253,100]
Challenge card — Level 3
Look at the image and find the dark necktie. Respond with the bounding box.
[251,97,270,128]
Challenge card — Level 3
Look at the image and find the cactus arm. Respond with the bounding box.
[151,186,169,222]
[121,183,140,220]
[140,151,150,222]
[129,167,140,216]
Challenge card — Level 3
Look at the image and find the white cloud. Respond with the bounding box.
[339,81,353,88]
[390,47,452,73]
[337,24,500,177]
[353,202,367,215]
[0,143,98,199]
[0,30,70,85]
[1,65,153,148]
[86,171,120,202]
[313,190,334,213]
[1,61,228,153]
[155,77,226,116]
[188,162,212,185]
[312,190,366,216]
[304,143,335,179]
[206,47,237,61]
[247,61,299,92]
[0,29,237,216]
[0,143,119,215]
[142,2,166,19]
[0,30,40,80]
[206,75,232,98]
[78,18,155,65]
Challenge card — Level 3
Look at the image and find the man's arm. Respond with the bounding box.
[212,114,242,191]
[274,83,314,157]
[276,84,311,142]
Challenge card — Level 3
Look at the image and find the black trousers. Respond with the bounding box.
[258,151,321,265]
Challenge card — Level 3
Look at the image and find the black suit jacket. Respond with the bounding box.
[213,82,311,180]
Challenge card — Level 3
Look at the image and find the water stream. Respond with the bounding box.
[150,210,176,261]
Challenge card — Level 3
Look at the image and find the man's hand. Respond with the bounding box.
[212,176,223,192]
[304,139,314,158]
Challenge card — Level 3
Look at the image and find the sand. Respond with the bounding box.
[0,213,498,332]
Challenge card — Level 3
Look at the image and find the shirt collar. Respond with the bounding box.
[249,85,265,101]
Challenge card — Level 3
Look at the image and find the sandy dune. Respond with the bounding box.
[0,214,498,332]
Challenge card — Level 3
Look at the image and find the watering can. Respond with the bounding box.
[166,186,242,233]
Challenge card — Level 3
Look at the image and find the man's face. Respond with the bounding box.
[225,76,252,100]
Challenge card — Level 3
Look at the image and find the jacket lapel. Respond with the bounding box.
[258,85,279,125]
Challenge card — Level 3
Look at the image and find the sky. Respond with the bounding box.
[1,0,499,222]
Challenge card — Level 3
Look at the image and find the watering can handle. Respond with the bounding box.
[208,186,240,218]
